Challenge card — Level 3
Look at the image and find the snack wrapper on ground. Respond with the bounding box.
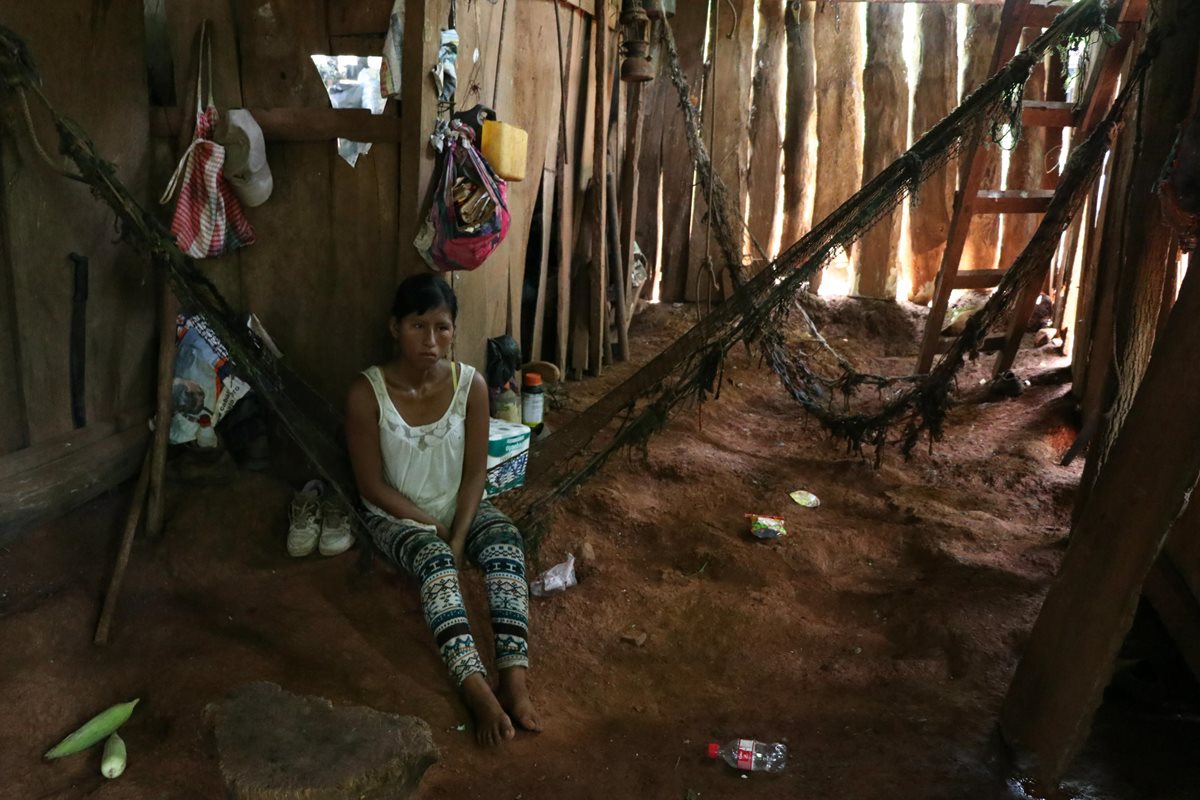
[746,514,787,539]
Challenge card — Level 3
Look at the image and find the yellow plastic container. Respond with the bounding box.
[481,120,529,182]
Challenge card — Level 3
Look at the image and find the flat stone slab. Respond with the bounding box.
[206,682,437,800]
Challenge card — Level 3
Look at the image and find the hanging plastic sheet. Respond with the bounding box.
[432,28,459,104]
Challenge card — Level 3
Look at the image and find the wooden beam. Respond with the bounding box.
[1000,263,1200,786]
[150,106,403,142]
[0,424,149,542]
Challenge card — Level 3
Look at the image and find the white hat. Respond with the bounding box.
[218,109,273,207]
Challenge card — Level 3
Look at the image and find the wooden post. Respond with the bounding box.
[745,0,787,262]
[958,5,1002,279]
[685,0,754,301]
[654,4,708,302]
[606,173,630,360]
[589,6,610,375]
[907,2,958,304]
[1076,13,1199,506]
[853,2,907,299]
[145,278,176,538]
[556,9,585,375]
[619,80,646,312]
[810,2,865,293]
[1000,261,1200,787]
[781,1,817,253]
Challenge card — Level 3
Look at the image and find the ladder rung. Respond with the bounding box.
[975,189,1055,214]
[953,269,1007,290]
[1022,100,1077,128]
[1024,2,1066,28]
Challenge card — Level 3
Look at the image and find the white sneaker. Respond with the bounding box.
[287,480,324,557]
[318,500,354,556]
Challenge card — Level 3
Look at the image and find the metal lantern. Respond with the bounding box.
[619,0,654,82]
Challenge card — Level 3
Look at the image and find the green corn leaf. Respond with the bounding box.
[44,699,139,761]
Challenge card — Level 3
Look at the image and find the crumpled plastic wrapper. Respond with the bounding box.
[530,553,577,597]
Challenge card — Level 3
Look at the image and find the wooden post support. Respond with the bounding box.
[589,7,610,376]
[145,278,177,538]
[1000,263,1200,786]
[854,2,908,299]
[618,80,645,312]
[781,1,816,254]
[94,447,153,645]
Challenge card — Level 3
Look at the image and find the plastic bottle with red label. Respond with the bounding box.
[706,738,787,773]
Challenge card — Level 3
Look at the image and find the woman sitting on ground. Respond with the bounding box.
[346,273,540,745]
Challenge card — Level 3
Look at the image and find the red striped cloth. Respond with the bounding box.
[163,107,256,258]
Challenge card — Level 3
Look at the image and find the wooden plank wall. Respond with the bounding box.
[153,0,401,407]
[398,0,601,372]
[0,0,156,536]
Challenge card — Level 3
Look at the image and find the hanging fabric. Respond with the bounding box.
[380,0,405,98]
[159,20,256,259]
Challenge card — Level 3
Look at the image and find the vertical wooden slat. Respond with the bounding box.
[655,3,708,302]
[780,1,817,253]
[853,2,907,299]
[618,81,646,314]
[810,2,864,293]
[589,3,610,375]
[745,0,787,262]
[907,2,958,304]
[557,10,586,373]
[685,0,754,302]
[0,149,29,454]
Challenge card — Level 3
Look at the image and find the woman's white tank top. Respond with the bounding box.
[361,362,477,528]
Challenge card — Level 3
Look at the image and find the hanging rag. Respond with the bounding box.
[159,21,256,258]
[380,0,405,98]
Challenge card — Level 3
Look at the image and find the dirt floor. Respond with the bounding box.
[3,299,1198,799]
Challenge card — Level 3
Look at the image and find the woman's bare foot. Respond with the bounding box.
[461,673,514,746]
[498,667,542,732]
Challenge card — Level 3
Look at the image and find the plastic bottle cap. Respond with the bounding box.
[523,372,543,387]
[706,743,719,759]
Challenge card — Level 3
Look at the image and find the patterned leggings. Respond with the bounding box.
[366,501,529,685]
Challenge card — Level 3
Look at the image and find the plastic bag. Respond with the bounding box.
[530,554,577,596]
[414,125,510,272]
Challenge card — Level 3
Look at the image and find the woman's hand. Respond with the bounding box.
[450,535,467,567]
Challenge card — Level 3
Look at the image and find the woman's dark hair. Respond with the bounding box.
[391,273,458,321]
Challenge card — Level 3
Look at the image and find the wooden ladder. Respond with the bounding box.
[915,0,1148,376]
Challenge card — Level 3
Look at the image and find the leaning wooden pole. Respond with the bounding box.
[1076,9,1199,506]
[95,448,152,645]
[1000,216,1200,789]
[853,2,907,299]
[144,278,176,538]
